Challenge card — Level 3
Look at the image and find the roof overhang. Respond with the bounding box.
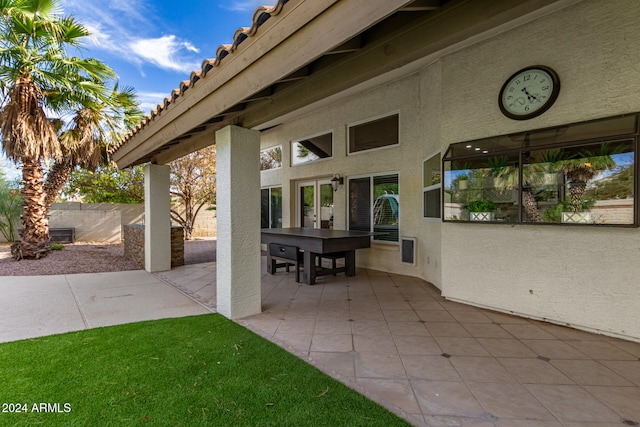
[111,0,574,169]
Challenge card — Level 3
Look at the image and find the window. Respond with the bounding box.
[349,174,399,242]
[423,153,441,219]
[261,187,282,228]
[443,114,637,225]
[292,132,332,165]
[348,113,399,154]
[260,146,282,171]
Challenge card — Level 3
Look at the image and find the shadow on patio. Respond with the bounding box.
[155,254,640,427]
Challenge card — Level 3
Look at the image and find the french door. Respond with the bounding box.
[296,179,334,229]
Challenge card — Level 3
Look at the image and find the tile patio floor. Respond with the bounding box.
[155,259,640,427]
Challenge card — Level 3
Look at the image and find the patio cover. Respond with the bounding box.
[109,0,567,168]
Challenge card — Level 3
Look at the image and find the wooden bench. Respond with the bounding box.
[18,227,76,243]
[268,243,303,282]
[49,228,75,243]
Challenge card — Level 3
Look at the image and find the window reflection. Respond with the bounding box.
[292,133,332,166]
[443,114,637,226]
[261,187,282,228]
[444,154,519,222]
[523,142,634,224]
[349,174,399,242]
[260,146,282,171]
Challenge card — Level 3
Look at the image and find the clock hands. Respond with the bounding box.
[509,89,541,110]
[507,97,526,108]
[521,87,541,103]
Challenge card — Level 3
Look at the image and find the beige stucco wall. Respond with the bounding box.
[438,0,640,341]
[260,65,443,287]
[260,0,640,341]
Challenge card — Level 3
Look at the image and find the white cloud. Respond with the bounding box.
[129,35,201,74]
[101,0,148,24]
[137,92,174,114]
[62,0,201,75]
[83,22,115,51]
[183,42,200,54]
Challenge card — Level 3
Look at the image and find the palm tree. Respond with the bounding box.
[43,84,144,211]
[558,143,620,212]
[521,149,571,222]
[521,145,620,221]
[0,0,116,259]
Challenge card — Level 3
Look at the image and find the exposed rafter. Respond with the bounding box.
[400,0,442,12]
[111,0,566,168]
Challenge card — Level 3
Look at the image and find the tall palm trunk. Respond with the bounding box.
[522,186,542,222]
[11,158,50,259]
[567,180,587,212]
[44,158,73,211]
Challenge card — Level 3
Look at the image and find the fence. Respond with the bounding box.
[0,202,217,243]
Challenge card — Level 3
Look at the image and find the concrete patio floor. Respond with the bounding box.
[0,270,210,343]
[155,259,640,427]
[2,245,638,427]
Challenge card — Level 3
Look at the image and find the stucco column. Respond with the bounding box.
[216,125,262,319]
[144,164,171,272]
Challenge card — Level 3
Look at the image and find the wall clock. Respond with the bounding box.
[499,66,560,120]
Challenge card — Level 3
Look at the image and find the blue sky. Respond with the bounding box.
[1,0,266,179]
[61,0,267,112]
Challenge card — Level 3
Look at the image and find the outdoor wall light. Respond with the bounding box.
[331,174,344,192]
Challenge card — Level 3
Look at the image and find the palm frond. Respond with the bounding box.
[55,15,89,45]
[0,77,60,160]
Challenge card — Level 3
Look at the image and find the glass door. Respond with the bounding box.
[296,179,334,228]
[299,182,316,228]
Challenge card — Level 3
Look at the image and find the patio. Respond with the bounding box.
[156,256,640,427]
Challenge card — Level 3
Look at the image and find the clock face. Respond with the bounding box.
[499,66,560,120]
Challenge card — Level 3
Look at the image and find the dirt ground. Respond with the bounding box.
[0,239,216,276]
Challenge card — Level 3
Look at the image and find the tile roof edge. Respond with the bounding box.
[110,0,289,157]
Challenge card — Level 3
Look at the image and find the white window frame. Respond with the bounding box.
[291,130,334,167]
[261,186,282,229]
[260,145,282,171]
[347,171,400,244]
[423,152,442,221]
[347,111,401,156]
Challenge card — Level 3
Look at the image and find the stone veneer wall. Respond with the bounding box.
[123,224,144,267]
[123,224,184,268]
[171,227,185,267]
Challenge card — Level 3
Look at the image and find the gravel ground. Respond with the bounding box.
[0,239,217,276]
[0,243,141,276]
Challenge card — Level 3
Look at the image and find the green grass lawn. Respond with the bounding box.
[0,314,411,426]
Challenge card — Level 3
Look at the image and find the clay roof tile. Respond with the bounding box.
[113,1,289,157]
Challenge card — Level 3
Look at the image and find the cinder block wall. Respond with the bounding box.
[172,205,217,238]
[0,202,217,243]
[49,209,121,243]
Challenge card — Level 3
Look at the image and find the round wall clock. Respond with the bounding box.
[499,65,560,120]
